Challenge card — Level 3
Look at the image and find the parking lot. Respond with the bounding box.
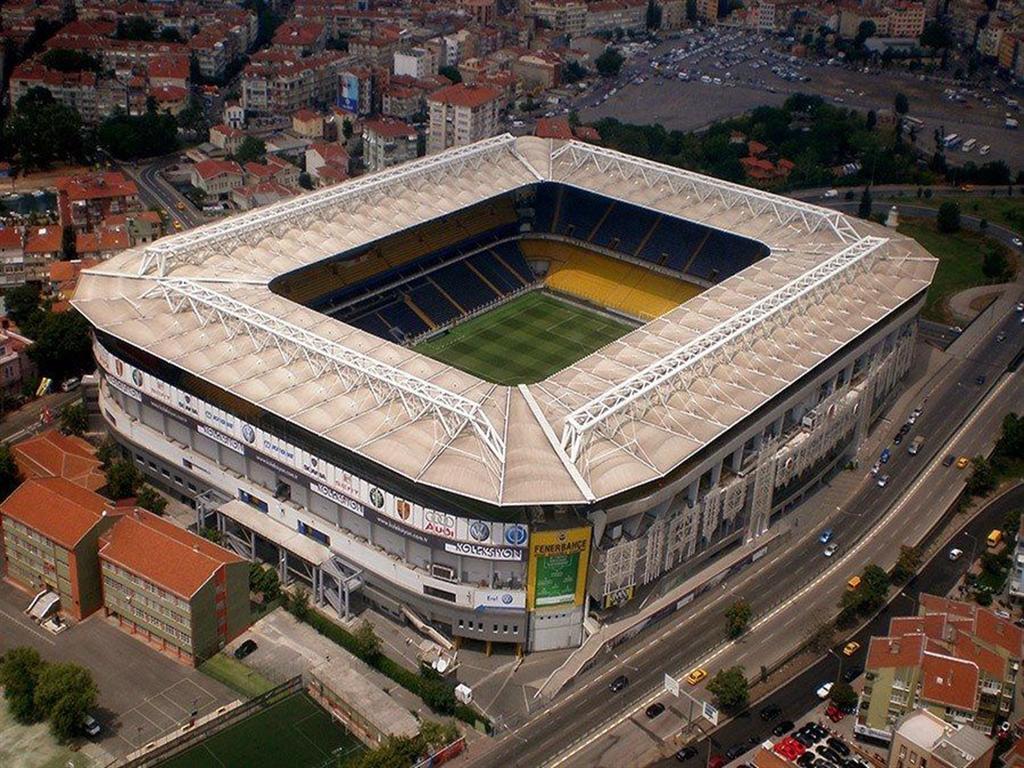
[0,581,237,758]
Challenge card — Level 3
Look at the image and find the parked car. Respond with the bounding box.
[824,543,839,557]
[796,754,816,768]
[880,448,891,463]
[842,641,860,656]
[943,454,956,467]
[81,713,102,737]
[826,704,846,722]
[760,704,782,721]
[676,746,699,762]
[827,737,851,757]
[234,639,258,659]
[816,682,833,699]
[646,702,666,719]
[877,474,890,488]
[772,720,795,737]
[949,548,964,561]
[726,745,748,761]
[709,756,727,768]
[610,674,629,692]
[956,456,971,469]
[819,529,834,544]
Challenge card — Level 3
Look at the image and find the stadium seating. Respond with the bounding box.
[684,231,765,282]
[430,261,498,313]
[520,239,702,320]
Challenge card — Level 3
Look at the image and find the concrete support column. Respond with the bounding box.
[730,447,743,473]
[711,461,722,488]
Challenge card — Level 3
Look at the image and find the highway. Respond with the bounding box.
[471,296,1024,768]
[650,482,1024,768]
[123,156,204,230]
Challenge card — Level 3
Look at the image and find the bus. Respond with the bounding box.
[961,138,977,153]
[943,133,961,148]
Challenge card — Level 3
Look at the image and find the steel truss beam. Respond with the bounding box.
[137,135,521,277]
[560,236,888,463]
[551,141,861,244]
[145,278,506,463]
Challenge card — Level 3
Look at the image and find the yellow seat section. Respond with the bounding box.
[520,239,702,321]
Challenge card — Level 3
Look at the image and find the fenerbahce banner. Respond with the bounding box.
[526,527,591,610]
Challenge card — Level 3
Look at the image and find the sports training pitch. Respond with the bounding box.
[158,693,363,768]
[414,291,633,384]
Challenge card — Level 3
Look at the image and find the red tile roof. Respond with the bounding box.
[0,228,24,250]
[211,123,245,139]
[535,116,574,140]
[99,509,243,599]
[919,652,979,711]
[193,159,243,180]
[364,118,416,139]
[954,633,1008,680]
[428,82,500,109]
[56,171,138,202]
[0,477,118,550]
[293,108,320,122]
[890,614,950,642]
[866,633,926,670]
[25,226,61,254]
[974,608,1024,658]
[148,54,189,81]
[12,430,106,492]
[273,20,324,48]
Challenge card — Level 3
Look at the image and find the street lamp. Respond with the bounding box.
[963,530,979,567]
[827,648,845,685]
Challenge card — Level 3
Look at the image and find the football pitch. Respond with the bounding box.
[414,291,633,384]
[158,693,363,768]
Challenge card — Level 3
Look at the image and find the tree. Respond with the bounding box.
[0,443,22,499]
[96,437,121,470]
[97,107,179,161]
[61,226,76,261]
[936,200,961,233]
[353,620,382,661]
[563,60,588,84]
[176,97,209,136]
[438,65,462,84]
[686,0,697,21]
[106,458,141,499]
[0,647,44,723]
[725,599,753,639]
[707,666,749,713]
[858,186,873,219]
[234,136,266,164]
[920,20,952,51]
[420,720,458,751]
[646,0,662,29]
[854,20,877,46]
[298,172,313,190]
[342,119,354,141]
[830,680,857,710]
[808,622,835,653]
[967,455,996,496]
[861,564,890,610]
[34,662,97,742]
[3,88,88,171]
[866,110,877,131]
[596,48,625,78]
[4,283,42,329]
[894,92,909,116]
[136,484,167,515]
[982,247,1011,281]
[892,545,922,584]
[200,526,223,544]
[41,49,101,73]
[59,402,88,436]
[117,17,157,41]
[27,310,94,384]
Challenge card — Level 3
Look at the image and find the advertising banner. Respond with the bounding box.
[526,527,590,610]
[338,72,359,113]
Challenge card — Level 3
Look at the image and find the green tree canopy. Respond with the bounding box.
[136,484,168,515]
[41,49,102,73]
[4,283,42,329]
[707,666,749,712]
[59,402,88,436]
[0,647,44,723]
[27,309,94,384]
[97,106,179,161]
[936,200,961,233]
[596,48,625,78]
[34,662,97,742]
[234,136,267,164]
[438,65,462,84]
[858,186,873,219]
[894,92,910,116]
[2,88,88,171]
[830,680,857,710]
[106,458,141,499]
[725,599,753,639]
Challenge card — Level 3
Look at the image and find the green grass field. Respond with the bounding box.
[158,693,363,768]
[414,291,632,384]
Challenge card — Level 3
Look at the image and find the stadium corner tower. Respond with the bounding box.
[76,136,936,653]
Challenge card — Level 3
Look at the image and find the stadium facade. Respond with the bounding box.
[75,135,936,653]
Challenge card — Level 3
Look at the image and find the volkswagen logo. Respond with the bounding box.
[501,594,513,605]
[469,521,490,542]
[242,424,256,443]
[131,369,144,387]
[504,525,527,547]
[369,487,384,509]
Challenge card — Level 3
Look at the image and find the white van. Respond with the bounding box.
[61,377,81,392]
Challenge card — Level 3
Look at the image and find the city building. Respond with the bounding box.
[0,327,35,397]
[697,0,719,21]
[12,430,106,492]
[56,172,141,234]
[78,137,934,652]
[513,52,562,91]
[530,0,588,36]
[99,508,250,665]
[857,595,1022,740]
[191,159,245,198]
[231,181,298,211]
[272,20,327,57]
[363,118,418,173]
[76,224,131,261]
[1011,515,1024,601]
[394,48,436,80]
[584,0,646,33]
[427,83,500,153]
[0,227,27,290]
[888,709,994,768]
[241,51,344,116]
[210,124,246,156]
[0,478,123,621]
[292,108,325,140]
[305,142,351,184]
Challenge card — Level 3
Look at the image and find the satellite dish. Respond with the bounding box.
[436,657,449,674]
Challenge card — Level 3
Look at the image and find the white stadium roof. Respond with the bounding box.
[75,135,937,508]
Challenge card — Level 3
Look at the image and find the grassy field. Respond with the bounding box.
[897,218,1015,323]
[0,699,93,768]
[158,692,363,768]
[414,291,632,384]
[906,194,1024,232]
[200,653,276,699]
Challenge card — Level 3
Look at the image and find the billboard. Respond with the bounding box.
[527,527,590,610]
[338,72,359,113]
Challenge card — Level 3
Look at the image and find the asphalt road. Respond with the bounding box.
[473,299,1024,768]
[651,483,1024,768]
[125,156,203,229]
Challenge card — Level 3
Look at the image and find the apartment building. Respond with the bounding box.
[0,227,26,290]
[857,595,1023,741]
[241,51,344,116]
[394,47,436,80]
[1009,515,1024,600]
[889,709,994,768]
[584,0,646,33]
[427,83,500,154]
[530,0,587,36]
[272,19,327,57]
[513,52,562,91]
[99,508,250,665]
[209,124,246,156]
[190,160,245,198]
[0,478,123,621]
[12,430,106,492]
[697,0,719,22]
[24,226,62,280]
[363,118,418,173]
[56,172,141,234]
[0,328,36,398]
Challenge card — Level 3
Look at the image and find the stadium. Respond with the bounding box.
[75,135,936,653]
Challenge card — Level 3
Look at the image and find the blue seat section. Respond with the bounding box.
[468,251,522,293]
[430,261,497,313]
[407,281,460,325]
[556,189,611,240]
[532,183,561,233]
[368,300,429,340]
[350,312,393,340]
[590,204,659,254]
[638,218,707,271]
[686,231,765,281]
[489,240,534,284]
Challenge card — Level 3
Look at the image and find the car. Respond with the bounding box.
[771,719,795,737]
[820,747,843,764]
[893,432,904,445]
[880,448,891,463]
[826,704,845,722]
[877,474,890,488]
[61,377,81,392]
[82,712,101,737]
[686,667,708,685]
[943,454,956,467]
[1017,302,1024,312]
[824,543,839,557]
[975,375,986,385]
[819,529,834,544]
[796,754,816,768]
[816,682,833,699]
[842,665,864,683]
[726,745,748,761]
[871,461,881,475]
[610,674,629,692]
[842,641,860,656]
[760,704,782,721]
[827,737,851,757]
[176,201,186,211]
[949,548,964,561]
[234,638,258,659]
[956,456,971,469]
[173,219,183,230]
[709,756,727,768]
[676,747,699,762]
[1013,238,1023,248]
[646,702,666,718]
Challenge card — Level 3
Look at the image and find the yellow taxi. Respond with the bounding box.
[176,201,186,211]
[173,219,183,231]
[956,456,970,469]
[842,641,861,657]
[686,667,707,686]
